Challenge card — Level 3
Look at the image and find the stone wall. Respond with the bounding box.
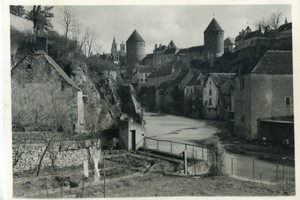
[13,139,98,173]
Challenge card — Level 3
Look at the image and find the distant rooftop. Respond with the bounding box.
[126,30,145,43]
[204,18,224,32]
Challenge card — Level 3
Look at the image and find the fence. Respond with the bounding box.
[142,137,295,182]
[143,137,209,161]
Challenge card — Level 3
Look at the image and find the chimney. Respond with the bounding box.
[155,44,157,50]
[35,36,48,54]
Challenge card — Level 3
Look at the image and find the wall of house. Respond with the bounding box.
[234,75,252,139]
[250,74,293,138]
[11,55,79,133]
[118,120,146,150]
[203,76,219,119]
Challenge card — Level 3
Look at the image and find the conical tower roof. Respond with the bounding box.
[126,29,145,43]
[168,40,177,49]
[204,18,224,32]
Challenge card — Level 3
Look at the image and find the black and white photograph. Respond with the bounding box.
[1,0,300,199]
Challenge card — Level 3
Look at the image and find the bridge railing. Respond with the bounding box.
[143,137,209,161]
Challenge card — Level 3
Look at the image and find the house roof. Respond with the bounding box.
[224,37,235,46]
[136,65,153,73]
[186,74,199,86]
[168,40,177,49]
[173,71,189,84]
[144,53,153,59]
[165,48,177,55]
[147,64,174,78]
[188,45,205,53]
[177,48,189,54]
[208,73,236,96]
[244,30,265,40]
[154,45,167,52]
[187,73,206,86]
[12,51,81,91]
[278,22,292,32]
[251,50,293,74]
[126,30,145,43]
[157,81,173,90]
[204,18,224,32]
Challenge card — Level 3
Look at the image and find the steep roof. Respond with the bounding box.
[173,71,189,84]
[209,73,236,96]
[251,50,292,74]
[278,22,292,32]
[244,30,265,40]
[12,51,81,91]
[147,64,174,78]
[165,48,177,55]
[126,30,145,43]
[224,37,235,46]
[204,18,224,32]
[186,74,199,86]
[168,40,177,49]
[136,65,153,73]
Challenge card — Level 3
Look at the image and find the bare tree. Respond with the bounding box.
[71,19,82,41]
[85,28,99,57]
[255,10,283,32]
[59,7,74,38]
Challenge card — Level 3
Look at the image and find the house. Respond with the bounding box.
[184,73,206,100]
[233,50,293,140]
[147,64,180,88]
[118,119,146,150]
[224,37,236,53]
[142,53,154,66]
[236,27,268,50]
[11,50,85,133]
[134,65,154,88]
[203,73,236,120]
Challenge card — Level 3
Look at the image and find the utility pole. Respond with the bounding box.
[183,150,187,174]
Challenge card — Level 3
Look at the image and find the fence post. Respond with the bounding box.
[103,157,106,198]
[183,150,187,175]
[185,144,187,150]
[253,161,255,179]
[192,146,195,158]
[202,147,204,160]
[170,141,173,153]
[260,173,262,180]
[231,158,233,175]
[276,163,279,182]
[283,163,285,179]
[157,140,159,150]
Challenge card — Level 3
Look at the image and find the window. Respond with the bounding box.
[26,64,32,70]
[209,98,212,105]
[286,97,291,106]
[140,78,143,82]
[241,115,245,122]
[209,89,212,95]
[145,78,147,82]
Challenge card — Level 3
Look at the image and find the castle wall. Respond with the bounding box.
[126,41,145,74]
[204,31,224,58]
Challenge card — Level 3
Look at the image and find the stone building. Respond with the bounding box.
[204,18,224,59]
[142,53,154,66]
[133,65,154,88]
[235,26,268,50]
[126,30,146,76]
[203,73,236,120]
[184,73,206,100]
[153,44,167,68]
[233,50,293,140]
[224,37,235,53]
[11,50,85,133]
[147,64,180,88]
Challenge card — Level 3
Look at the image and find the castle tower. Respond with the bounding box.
[120,40,126,56]
[126,29,145,75]
[111,36,118,61]
[204,18,224,58]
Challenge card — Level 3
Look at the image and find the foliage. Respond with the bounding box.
[255,10,282,32]
[10,5,26,17]
[137,86,156,111]
[86,54,118,74]
[26,5,54,35]
[204,136,225,176]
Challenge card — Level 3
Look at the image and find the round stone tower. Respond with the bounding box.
[204,18,224,58]
[126,29,145,75]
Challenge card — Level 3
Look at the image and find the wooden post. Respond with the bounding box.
[276,163,279,182]
[202,147,204,160]
[170,141,173,153]
[157,140,159,150]
[183,150,187,175]
[231,158,233,175]
[103,157,106,198]
[93,157,100,182]
[253,161,255,179]
[192,146,195,158]
[83,160,89,178]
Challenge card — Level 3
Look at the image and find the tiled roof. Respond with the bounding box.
[187,73,206,86]
[224,37,235,46]
[251,50,292,74]
[204,18,224,32]
[244,30,265,40]
[136,65,154,73]
[168,40,177,49]
[12,51,81,91]
[209,73,236,96]
[186,74,199,86]
[173,71,189,84]
[278,22,292,32]
[126,30,145,43]
[147,64,174,78]
[165,48,177,55]
[157,81,173,90]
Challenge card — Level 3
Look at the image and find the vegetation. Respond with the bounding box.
[10,6,26,17]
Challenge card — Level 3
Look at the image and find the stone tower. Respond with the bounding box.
[111,36,118,61]
[120,40,126,56]
[126,30,145,75]
[204,18,224,58]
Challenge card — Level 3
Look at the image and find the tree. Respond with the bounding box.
[59,7,74,38]
[85,28,99,57]
[10,5,26,17]
[26,5,54,36]
[255,10,282,32]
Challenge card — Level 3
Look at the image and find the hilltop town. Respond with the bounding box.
[8,5,294,198]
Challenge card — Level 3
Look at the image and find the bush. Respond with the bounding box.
[204,136,225,176]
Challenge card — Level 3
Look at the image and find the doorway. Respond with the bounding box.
[131,130,136,151]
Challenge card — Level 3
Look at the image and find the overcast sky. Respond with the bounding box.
[46,5,292,54]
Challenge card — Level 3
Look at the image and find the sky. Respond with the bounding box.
[31,5,291,54]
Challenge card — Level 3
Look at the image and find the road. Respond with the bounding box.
[143,112,295,182]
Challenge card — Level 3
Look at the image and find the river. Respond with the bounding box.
[143,112,295,182]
